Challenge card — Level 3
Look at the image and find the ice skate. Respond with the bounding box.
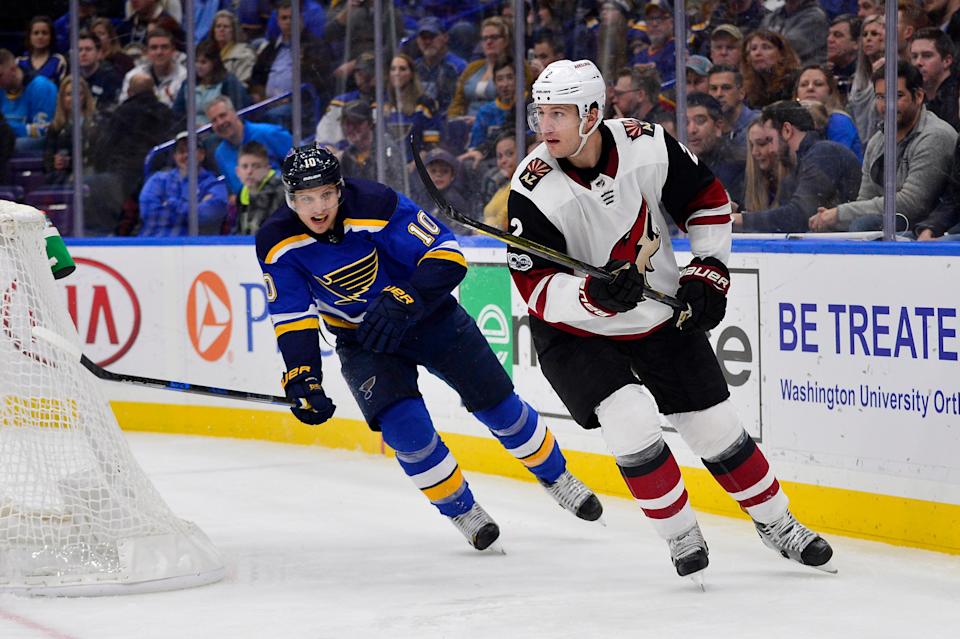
[538,470,603,522]
[451,502,501,551]
[755,510,836,573]
[667,523,709,587]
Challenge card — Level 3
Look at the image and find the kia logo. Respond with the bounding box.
[63,257,142,367]
[186,271,232,361]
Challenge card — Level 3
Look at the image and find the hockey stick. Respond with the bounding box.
[32,326,300,407]
[409,134,689,314]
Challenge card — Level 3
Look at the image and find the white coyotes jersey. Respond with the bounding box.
[507,118,732,339]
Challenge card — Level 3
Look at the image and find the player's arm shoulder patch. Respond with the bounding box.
[517,157,553,191]
[622,118,657,141]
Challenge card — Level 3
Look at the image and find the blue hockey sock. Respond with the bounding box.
[474,393,566,484]
[379,398,474,517]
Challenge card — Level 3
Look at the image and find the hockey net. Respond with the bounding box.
[0,201,224,596]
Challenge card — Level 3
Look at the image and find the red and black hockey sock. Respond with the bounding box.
[702,435,788,524]
[617,442,697,538]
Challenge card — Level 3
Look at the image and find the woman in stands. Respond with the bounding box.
[847,13,884,144]
[482,129,522,231]
[209,10,257,88]
[449,17,524,120]
[740,30,800,108]
[91,18,135,76]
[381,53,440,160]
[793,64,863,161]
[43,77,98,186]
[173,39,251,126]
[17,16,67,85]
[742,118,784,214]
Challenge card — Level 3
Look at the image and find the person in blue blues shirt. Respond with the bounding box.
[255,144,603,550]
[633,0,681,85]
[465,56,519,154]
[16,17,67,86]
[412,16,466,116]
[138,132,228,236]
[0,49,58,153]
[206,95,293,195]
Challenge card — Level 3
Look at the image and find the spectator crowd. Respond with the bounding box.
[0,0,958,240]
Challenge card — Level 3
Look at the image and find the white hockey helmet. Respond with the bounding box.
[528,59,606,156]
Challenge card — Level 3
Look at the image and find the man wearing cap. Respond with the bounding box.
[315,53,377,148]
[138,131,228,236]
[686,55,713,93]
[414,17,466,115]
[339,99,405,191]
[761,0,829,65]
[708,24,743,68]
[633,0,682,85]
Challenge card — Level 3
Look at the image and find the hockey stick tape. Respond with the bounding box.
[32,325,83,360]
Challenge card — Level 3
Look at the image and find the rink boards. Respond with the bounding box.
[56,236,960,554]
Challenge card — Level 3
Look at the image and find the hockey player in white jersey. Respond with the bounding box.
[506,59,835,582]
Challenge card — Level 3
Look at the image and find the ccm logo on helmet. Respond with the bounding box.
[679,265,730,293]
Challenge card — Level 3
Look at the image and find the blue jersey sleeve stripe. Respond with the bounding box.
[265,234,315,263]
[343,218,389,233]
[417,249,468,268]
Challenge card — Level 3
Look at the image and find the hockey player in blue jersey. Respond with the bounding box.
[255,144,602,550]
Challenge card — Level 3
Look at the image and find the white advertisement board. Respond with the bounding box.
[56,241,960,506]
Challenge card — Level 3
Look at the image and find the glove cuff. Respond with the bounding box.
[679,257,730,296]
[578,278,617,317]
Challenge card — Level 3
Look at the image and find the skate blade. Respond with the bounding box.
[687,571,706,592]
[810,558,838,574]
[481,540,506,555]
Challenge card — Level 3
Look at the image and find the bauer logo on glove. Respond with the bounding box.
[383,285,415,305]
[678,263,730,294]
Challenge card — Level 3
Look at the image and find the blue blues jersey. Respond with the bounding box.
[255,178,467,371]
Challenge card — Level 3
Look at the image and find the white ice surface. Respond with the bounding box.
[1,433,958,639]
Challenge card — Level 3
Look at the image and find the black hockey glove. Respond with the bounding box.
[580,259,646,316]
[357,283,425,353]
[282,365,336,425]
[675,256,730,331]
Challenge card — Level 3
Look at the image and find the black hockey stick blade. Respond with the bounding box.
[409,134,687,313]
[32,326,299,407]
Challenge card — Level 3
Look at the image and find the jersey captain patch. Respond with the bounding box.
[314,248,379,305]
[519,158,553,191]
[622,118,655,141]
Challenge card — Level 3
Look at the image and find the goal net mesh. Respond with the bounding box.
[0,202,223,596]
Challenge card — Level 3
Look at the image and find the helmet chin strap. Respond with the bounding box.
[570,114,602,158]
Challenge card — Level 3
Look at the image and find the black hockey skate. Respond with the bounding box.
[755,510,836,573]
[451,503,500,551]
[538,470,603,521]
[667,523,709,587]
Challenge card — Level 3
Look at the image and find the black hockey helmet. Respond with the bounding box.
[281,143,343,207]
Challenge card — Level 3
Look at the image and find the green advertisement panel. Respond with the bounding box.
[459,265,513,378]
